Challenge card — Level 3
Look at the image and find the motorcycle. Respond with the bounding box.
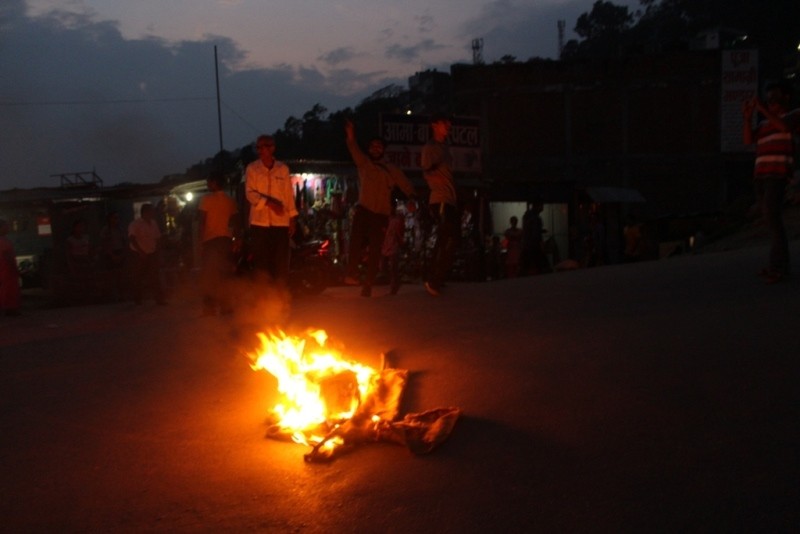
[235,236,337,296]
[288,238,337,296]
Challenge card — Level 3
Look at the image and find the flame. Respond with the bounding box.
[248,328,460,463]
[248,329,378,447]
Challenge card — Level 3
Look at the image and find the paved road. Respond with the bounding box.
[1,244,797,532]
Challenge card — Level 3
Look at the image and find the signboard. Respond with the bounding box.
[36,216,52,236]
[380,114,482,173]
[720,49,758,153]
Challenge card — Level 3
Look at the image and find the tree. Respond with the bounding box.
[564,0,635,59]
[282,116,303,139]
[566,0,798,79]
[272,116,303,159]
[574,0,633,40]
[302,103,328,123]
[653,0,798,78]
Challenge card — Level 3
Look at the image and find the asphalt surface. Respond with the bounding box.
[1,241,798,532]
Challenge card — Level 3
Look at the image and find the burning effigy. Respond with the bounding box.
[248,328,460,462]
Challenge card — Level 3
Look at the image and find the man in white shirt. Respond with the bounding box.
[244,135,298,288]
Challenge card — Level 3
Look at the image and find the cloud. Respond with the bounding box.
[459,0,611,62]
[317,46,359,66]
[0,5,386,189]
[385,38,446,62]
[318,68,401,96]
[415,13,435,34]
[379,26,395,41]
[2,0,618,190]
[0,0,25,23]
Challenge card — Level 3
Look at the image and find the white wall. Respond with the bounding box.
[490,201,569,264]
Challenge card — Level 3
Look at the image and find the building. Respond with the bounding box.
[0,178,176,294]
[448,49,763,263]
[450,49,756,218]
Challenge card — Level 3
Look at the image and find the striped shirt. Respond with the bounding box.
[754,109,800,179]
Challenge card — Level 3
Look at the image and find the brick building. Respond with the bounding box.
[450,49,756,219]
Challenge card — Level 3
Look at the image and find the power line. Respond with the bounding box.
[2,94,268,144]
[221,99,263,136]
[0,96,214,107]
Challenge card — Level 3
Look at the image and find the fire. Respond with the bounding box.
[248,328,460,462]
[248,329,380,451]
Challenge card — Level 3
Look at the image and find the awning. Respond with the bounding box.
[585,186,645,203]
[488,181,574,203]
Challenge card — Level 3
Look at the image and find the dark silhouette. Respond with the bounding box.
[0,219,21,316]
[743,79,799,284]
[503,216,523,278]
[99,212,128,300]
[128,203,166,305]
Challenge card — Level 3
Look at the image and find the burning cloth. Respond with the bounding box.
[249,329,460,462]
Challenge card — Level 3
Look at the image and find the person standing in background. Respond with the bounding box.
[743,79,800,284]
[522,200,550,275]
[623,215,644,263]
[99,212,128,300]
[66,219,93,276]
[128,203,166,305]
[198,172,240,316]
[0,219,22,316]
[503,216,523,278]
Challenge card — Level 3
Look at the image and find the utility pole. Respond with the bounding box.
[472,38,484,65]
[214,45,224,155]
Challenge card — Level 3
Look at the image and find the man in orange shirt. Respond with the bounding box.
[422,113,457,296]
[198,172,240,315]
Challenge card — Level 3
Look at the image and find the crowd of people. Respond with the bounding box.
[4,80,796,317]
[1,114,465,316]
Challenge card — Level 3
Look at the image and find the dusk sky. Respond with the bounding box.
[1,0,639,190]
